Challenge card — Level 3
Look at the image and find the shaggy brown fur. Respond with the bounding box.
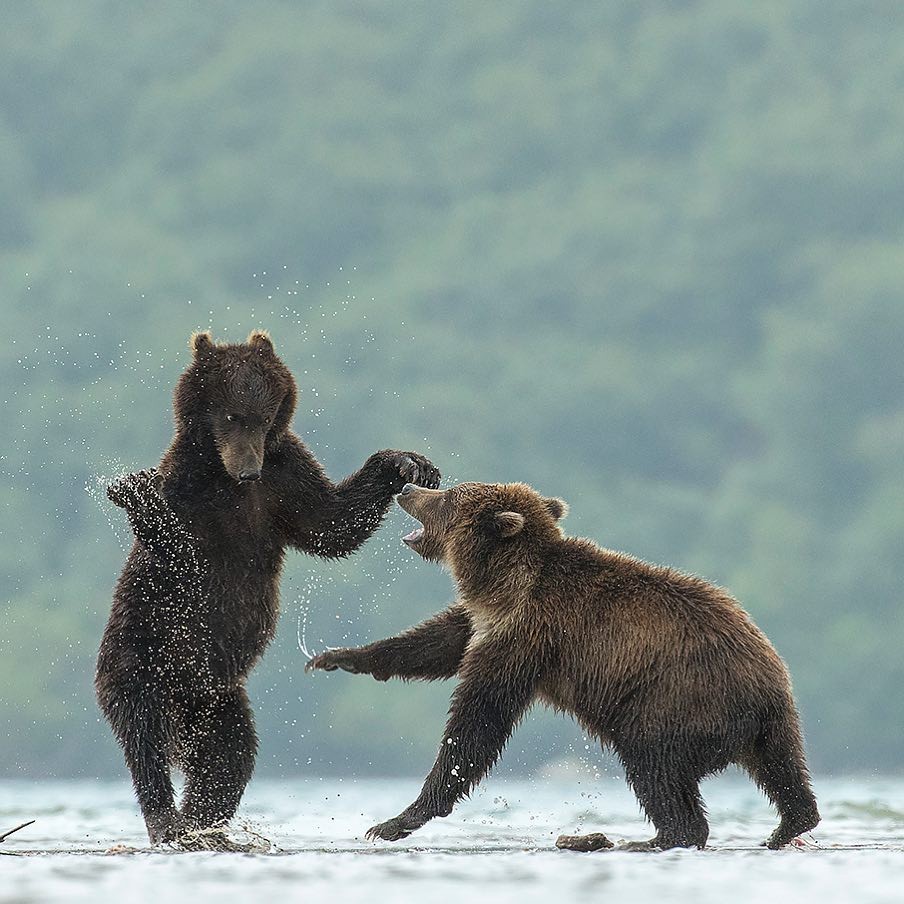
[307,481,820,851]
[96,331,440,845]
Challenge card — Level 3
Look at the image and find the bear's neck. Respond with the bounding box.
[451,548,541,612]
[160,425,231,500]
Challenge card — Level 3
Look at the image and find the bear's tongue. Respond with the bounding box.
[402,526,425,545]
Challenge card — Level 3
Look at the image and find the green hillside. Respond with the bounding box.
[0,0,902,776]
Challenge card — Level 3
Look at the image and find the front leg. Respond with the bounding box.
[305,605,471,681]
[107,469,203,571]
[279,443,441,559]
[365,641,539,841]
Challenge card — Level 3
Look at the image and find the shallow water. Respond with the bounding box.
[2,774,903,903]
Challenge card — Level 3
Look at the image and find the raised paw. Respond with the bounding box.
[382,451,441,491]
[365,815,421,842]
[106,468,163,511]
[305,649,363,675]
[405,453,441,489]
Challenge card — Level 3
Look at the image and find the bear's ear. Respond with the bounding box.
[490,511,525,538]
[247,330,275,356]
[544,497,569,520]
[190,331,216,359]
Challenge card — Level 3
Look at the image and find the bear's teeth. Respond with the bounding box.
[402,527,425,544]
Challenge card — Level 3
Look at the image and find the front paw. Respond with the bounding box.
[365,814,423,842]
[107,468,163,510]
[380,451,441,491]
[305,648,364,674]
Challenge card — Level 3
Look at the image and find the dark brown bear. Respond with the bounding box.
[307,480,820,851]
[96,331,440,846]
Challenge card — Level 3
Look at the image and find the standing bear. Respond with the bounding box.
[307,480,820,851]
[96,331,440,846]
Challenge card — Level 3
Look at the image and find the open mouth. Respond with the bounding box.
[402,525,425,547]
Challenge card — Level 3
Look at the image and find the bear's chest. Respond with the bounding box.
[177,489,282,571]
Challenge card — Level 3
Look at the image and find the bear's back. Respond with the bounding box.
[532,537,790,733]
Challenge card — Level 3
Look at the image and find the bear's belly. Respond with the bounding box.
[200,567,281,683]
[118,521,286,691]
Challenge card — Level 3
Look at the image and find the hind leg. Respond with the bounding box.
[179,687,258,830]
[623,757,710,850]
[744,717,820,848]
[99,684,181,844]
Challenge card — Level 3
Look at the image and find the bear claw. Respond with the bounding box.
[365,816,419,842]
[305,649,361,674]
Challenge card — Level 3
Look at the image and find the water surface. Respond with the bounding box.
[2,775,902,903]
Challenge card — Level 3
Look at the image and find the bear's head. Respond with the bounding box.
[397,481,568,591]
[174,330,297,483]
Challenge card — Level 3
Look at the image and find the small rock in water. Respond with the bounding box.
[104,843,140,855]
[555,832,614,852]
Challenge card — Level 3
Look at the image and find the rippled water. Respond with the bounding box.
[2,774,903,903]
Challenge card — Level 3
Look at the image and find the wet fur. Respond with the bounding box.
[96,332,440,843]
[308,481,820,850]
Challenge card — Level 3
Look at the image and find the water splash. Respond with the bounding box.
[296,599,315,662]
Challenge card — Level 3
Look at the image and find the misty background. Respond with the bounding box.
[0,1,902,781]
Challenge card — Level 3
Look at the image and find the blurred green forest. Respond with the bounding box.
[0,0,902,779]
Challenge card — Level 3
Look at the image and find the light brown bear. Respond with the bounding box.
[307,481,819,851]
